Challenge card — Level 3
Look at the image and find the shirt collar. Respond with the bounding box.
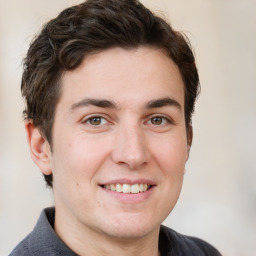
[28,207,78,256]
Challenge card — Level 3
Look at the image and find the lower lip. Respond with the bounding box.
[100,186,155,204]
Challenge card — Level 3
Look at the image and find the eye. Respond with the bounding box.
[148,116,171,126]
[84,116,108,126]
[151,116,164,125]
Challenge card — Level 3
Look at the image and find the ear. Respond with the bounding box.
[25,120,52,175]
[186,124,193,160]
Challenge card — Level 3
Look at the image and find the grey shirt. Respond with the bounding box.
[9,207,222,256]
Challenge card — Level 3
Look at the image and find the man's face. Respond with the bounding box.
[47,47,190,239]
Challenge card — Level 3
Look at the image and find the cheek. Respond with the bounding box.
[51,133,111,183]
[50,136,103,204]
[151,134,188,175]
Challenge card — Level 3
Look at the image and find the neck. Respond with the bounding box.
[54,208,161,256]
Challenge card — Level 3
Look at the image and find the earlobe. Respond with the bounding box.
[25,120,52,175]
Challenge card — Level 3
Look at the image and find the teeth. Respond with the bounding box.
[131,184,139,194]
[139,184,144,192]
[122,184,131,193]
[116,184,122,193]
[104,183,151,194]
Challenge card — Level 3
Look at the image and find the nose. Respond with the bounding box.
[111,124,150,170]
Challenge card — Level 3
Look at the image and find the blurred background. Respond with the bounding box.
[0,0,255,255]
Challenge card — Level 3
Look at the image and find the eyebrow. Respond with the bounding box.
[70,97,182,111]
[71,98,117,111]
[146,97,182,110]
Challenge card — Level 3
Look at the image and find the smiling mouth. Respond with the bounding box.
[101,184,153,194]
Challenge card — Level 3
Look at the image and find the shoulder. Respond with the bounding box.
[9,234,32,256]
[159,225,222,256]
[9,208,78,256]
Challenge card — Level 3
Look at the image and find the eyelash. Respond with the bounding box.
[81,114,173,127]
[82,115,109,126]
[146,115,172,126]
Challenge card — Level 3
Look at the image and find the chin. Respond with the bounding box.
[97,213,161,239]
[104,225,156,240]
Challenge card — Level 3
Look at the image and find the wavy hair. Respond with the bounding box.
[22,0,200,187]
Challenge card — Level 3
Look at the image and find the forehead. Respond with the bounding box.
[58,47,185,110]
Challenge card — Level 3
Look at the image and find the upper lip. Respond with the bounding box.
[99,178,156,186]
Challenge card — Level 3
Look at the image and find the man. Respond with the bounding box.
[10,0,222,255]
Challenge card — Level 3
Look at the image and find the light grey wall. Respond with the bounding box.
[0,0,255,255]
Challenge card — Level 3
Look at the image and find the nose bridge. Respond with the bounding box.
[112,121,149,169]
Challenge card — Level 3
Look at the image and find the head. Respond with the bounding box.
[22,0,199,187]
[23,1,200,247]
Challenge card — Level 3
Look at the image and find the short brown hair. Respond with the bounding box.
[22,0,200,187]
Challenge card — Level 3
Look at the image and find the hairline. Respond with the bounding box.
[45,45,189,150]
